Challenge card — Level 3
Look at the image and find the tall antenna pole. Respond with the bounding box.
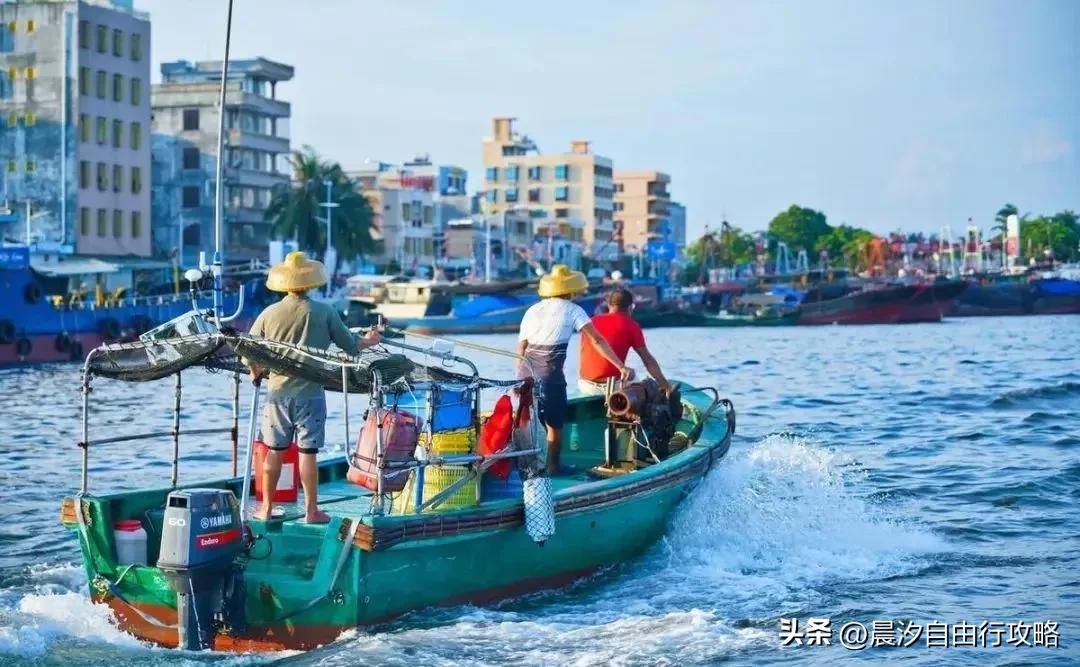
[212,0,236,321]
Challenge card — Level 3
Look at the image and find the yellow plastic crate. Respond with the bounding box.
[393,465,479,514]
[420,428,476,455]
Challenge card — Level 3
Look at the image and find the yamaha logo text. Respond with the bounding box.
[199,514,233,530]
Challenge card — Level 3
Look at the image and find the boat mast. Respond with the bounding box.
[211,0,236,321]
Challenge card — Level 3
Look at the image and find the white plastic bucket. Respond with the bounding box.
[113,519,148,565]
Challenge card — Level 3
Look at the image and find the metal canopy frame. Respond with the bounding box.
[76,329,544,522]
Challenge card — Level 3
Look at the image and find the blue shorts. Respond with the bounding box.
[260,395,327,454]
[538,380,568,430]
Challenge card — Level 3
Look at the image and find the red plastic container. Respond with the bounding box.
[347,409,421,492]
[253,439,300,502]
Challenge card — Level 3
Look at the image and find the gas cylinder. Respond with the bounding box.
[253,440,300,503]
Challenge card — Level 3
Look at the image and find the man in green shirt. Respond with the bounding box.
[248,252,380,523]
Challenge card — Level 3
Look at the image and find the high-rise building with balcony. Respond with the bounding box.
[613,170,671,253]
[150,57,292,264]
[481,117,615,259]
[0,0,151,257]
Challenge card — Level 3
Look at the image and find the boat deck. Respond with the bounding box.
[254,469,594,526]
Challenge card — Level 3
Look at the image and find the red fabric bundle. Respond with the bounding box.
[479,395,514,480]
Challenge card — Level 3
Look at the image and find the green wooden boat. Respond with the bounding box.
[61,329,734,653]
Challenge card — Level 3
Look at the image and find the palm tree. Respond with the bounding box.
[992,203,1018,238]
[265,146,377,275]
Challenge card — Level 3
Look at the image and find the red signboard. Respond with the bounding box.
[400,175,435,192]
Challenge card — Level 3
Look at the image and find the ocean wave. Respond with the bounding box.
[990,381,1080,408]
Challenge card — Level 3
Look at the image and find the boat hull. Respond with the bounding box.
[391,295,602,335]
[0,263,262,366]
[797,282,965,325]
[634,309,796,328]
[62,388,733,652]
[953,277,1080,316]
[896,281,967,323]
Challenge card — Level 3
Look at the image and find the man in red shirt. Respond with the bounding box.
[579,288,670,396]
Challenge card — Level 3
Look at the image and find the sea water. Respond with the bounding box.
[0,316,1076,666]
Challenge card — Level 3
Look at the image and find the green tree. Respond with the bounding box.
[681,223,757,283]
[767,204,831,252]
[993,203,1019,238]
[814,224,875,268]
[1020,210,1079,263]
[265,146,377,273]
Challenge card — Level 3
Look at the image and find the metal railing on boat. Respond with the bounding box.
[78,344,243,493]
[76,326,545,521]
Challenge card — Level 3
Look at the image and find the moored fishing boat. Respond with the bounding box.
[952,274,1080,317]
[797,280,965,325]
[0,247,261,366]
[59,314,734,652]
[895,280,967,323]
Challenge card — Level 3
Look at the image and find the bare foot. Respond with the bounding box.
[251,506,274,521]
[304,509,332,524]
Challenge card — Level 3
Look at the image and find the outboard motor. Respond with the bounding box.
[157,489,246,650]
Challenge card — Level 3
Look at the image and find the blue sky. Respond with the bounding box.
[142,0,1078,240]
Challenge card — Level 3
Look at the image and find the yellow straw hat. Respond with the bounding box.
[266,251,328,292]
[538,264,588,298]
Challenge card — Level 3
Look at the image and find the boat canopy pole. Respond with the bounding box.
[231,372,240,476]
[210,0,236,323]
[372,369,385,515]
[355,329,481,379]
[341,365,350,451]
[382,327,539,380]
[170,373,182,487]
[79,352,95,494]
[239,381,261,523]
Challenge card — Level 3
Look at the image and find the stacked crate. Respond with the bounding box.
[393,384,479,513]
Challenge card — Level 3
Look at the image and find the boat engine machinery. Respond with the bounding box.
[157,488,246,650]
[606,379,683,465]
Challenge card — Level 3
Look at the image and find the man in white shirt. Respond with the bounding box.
[518,265,632,474]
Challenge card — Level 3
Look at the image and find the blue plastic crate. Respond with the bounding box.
[391,384,474,432]
[480,467,523,501]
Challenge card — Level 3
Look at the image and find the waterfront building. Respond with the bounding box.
[613,170,671,254]
[442,208,536,278]
[481,117,615,259]
[0,0,151,257]
[397,154,469,246]
[150,57,292,265]
[350,162,438,272]
[667,200,686,250]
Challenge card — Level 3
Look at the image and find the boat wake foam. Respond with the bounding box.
[0,562,284,665]
[0,564,143,662]
[307,434,946,666]
[660,433,946,616]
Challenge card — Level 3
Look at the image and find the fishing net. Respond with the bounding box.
[227,335,416,393]
[86,332,519,393]
[86,334,245,382]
